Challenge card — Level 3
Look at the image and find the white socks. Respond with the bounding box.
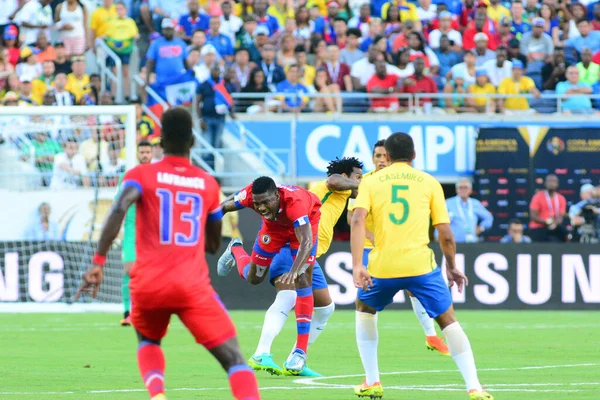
[309,302,335,345]
[356,311,380,385]
[409,296,436,336]
[254,290,297,356]
[443,322,482,392]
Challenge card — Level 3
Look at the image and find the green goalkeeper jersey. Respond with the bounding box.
[117,172,137,263]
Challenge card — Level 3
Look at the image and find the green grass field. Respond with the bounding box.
[1,310,598,399]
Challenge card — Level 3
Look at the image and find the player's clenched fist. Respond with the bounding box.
[353,266,373,291]
[75,264,104,300]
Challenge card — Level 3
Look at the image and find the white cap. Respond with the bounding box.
[474,32,488,42]
[200,44,218,56]
[580,183,595,194]
[161,18,176,29]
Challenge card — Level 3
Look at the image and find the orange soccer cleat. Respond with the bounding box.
[120,316,131,326]
[426,335,450,356]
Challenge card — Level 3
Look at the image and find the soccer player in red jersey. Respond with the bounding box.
[75,107,260,400]
[218,178,321,375]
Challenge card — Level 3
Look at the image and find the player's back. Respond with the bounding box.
[122,156,221,305]
[309,179,350,256]
[358,162,449,279]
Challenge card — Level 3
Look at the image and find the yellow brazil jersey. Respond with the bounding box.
[469,82,496,107]
[353,163,449,279]
[65,73,90,102]
[382,1,419,21]
[105,17,139,55]
[348,170,376,249]
[309,179,352,257]
[267,4,295,27]
[486,4,510,22]
[90,5,117,37]
[498,76,535,110]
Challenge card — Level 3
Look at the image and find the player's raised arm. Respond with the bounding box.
[221,185,252,214]
[75,185,141,299]
[325,157,364,196]
[326,174,360,192]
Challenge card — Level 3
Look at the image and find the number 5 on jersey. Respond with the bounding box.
[157,188,204,246]
[390,185,409,225]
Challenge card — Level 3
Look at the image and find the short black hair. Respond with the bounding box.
[252,176,277,195]
[295,44,306,54]
[129,98,142,105]
[326,157,363,177]
[161,107,193,155]
[373,139,386,155]
[509,219,523,226]
[137,139,151,148]
[347,28,361,38]
[90,73,100,80]
[235,47,250,56]
[384,132,415,162]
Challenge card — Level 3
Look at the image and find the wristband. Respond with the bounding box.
[92,253,106,266]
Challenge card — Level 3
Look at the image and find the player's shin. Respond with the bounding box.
[443,322,483,392]
[409,295,436,336]
[228,364,261,400]
[231,245,251,280]
[294,286,314,354]
[254,290,297,356]
[356,311,380,385]
[308,302,335,345]
[137,341,166,397]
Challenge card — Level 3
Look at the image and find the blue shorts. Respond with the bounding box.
[363,248,372,268]
[269,245,328,290]
[107,53,131,67]
[358,267,452,317]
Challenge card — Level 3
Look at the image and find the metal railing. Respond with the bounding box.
[95,40,124,103]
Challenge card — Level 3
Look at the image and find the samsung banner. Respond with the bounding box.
[2,241,598,310]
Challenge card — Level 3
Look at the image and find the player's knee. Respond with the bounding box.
[296,272,311,288]
[247,274,266,285]
[355,299,376,314]
[137,331,161,346]
[435,306,457,330]
[210,339,246,371]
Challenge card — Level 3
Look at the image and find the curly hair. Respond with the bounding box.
[326,157,364,177]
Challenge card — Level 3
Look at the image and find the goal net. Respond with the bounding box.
[0,106,137,311]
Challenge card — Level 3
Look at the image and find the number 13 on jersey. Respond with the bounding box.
[157,188,204,246]
[390,185,409,225]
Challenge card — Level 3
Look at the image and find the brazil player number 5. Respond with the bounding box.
[390,185,409,225]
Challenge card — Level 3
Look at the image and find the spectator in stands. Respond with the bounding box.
[360,19,386,53]
[50,138,89,189]
[537,3,560,44]
[520,17,554,76]
[101,142,125,186]
[542,47,569,90]
[292,7,312,42]
[487,0,510,23]
[395,47,416,78]
[18,75,37,105]
[417,0,437,26]
[24,202,60,241]
[350,47,391,90]
[497,60,540,113]
[65,55,89,103]
[2,24,20,66]
[80,130,109,172]
[270,17,302,47]
[220,1,243,43]
[132,102,155,142]
[2,89,19,105]
[499,220,532,243]
[331,18,349,48]
[382,0,421,32]
[194,44,217,83]
[207,16,234,62]
[295,45,316,86]
[239,67,271,112]
[556,66,595,114]
[104,2,139,100]
[523,0,540,22]
[392,20,414,52]
[434,35,461,79]
[467,68,496,113]
[314,1,340,41]
[53,42,72,75]
[230,48,253,90]
[260,44,285,88]
[529,174,567,242]
[383,5,402,39]
[448,50,477,85]
[348,4,371,39]
[34,31,56,63]
[429,11,462,51]
[569,183,599,243]
[401,57,438,108]
[16,47,42,79]
[145,19,187,87]
[338,28,362,66]
[463,9,497,51]
[49,72,76,106]
[178,0,209,43]
[407,32,439,75]
[560,19,600,54]
[493,16,515,48]
[312,67,341,112]
[564,3,588,41]
[90,0,117,51]
[22,132,61,185]
[197,65,234,149]
[276,63,309,112]
[14,0,52,47]
[366,59,399,112]
[268,0,295,28]
[474,33,496,66]
[236,15,260,63]
[151,0,187,33]
[459,0,478,28]
[577,48,600,86]
[592,3,600,31]
[325,44,351,91]
[483,46,512,87]
[442,70,469,112]
[508,38,528,68]
[254,0,279,36]
[276,34,298,67]
[0,48,14,88]
[54,0,87,56]
[510,1,531,40]
[445,178,493,243]
[31,60,55,104]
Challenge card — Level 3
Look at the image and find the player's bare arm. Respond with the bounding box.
[205,218,222,254]
[221,194,238,214]
[436,223,468,293]
[350,207,372,291]
[347,208,375,245]
[75,186,141,299]
[278,223,313,285]
[326,173,360,192]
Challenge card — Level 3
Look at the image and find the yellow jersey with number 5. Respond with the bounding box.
[353,162,449,278]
